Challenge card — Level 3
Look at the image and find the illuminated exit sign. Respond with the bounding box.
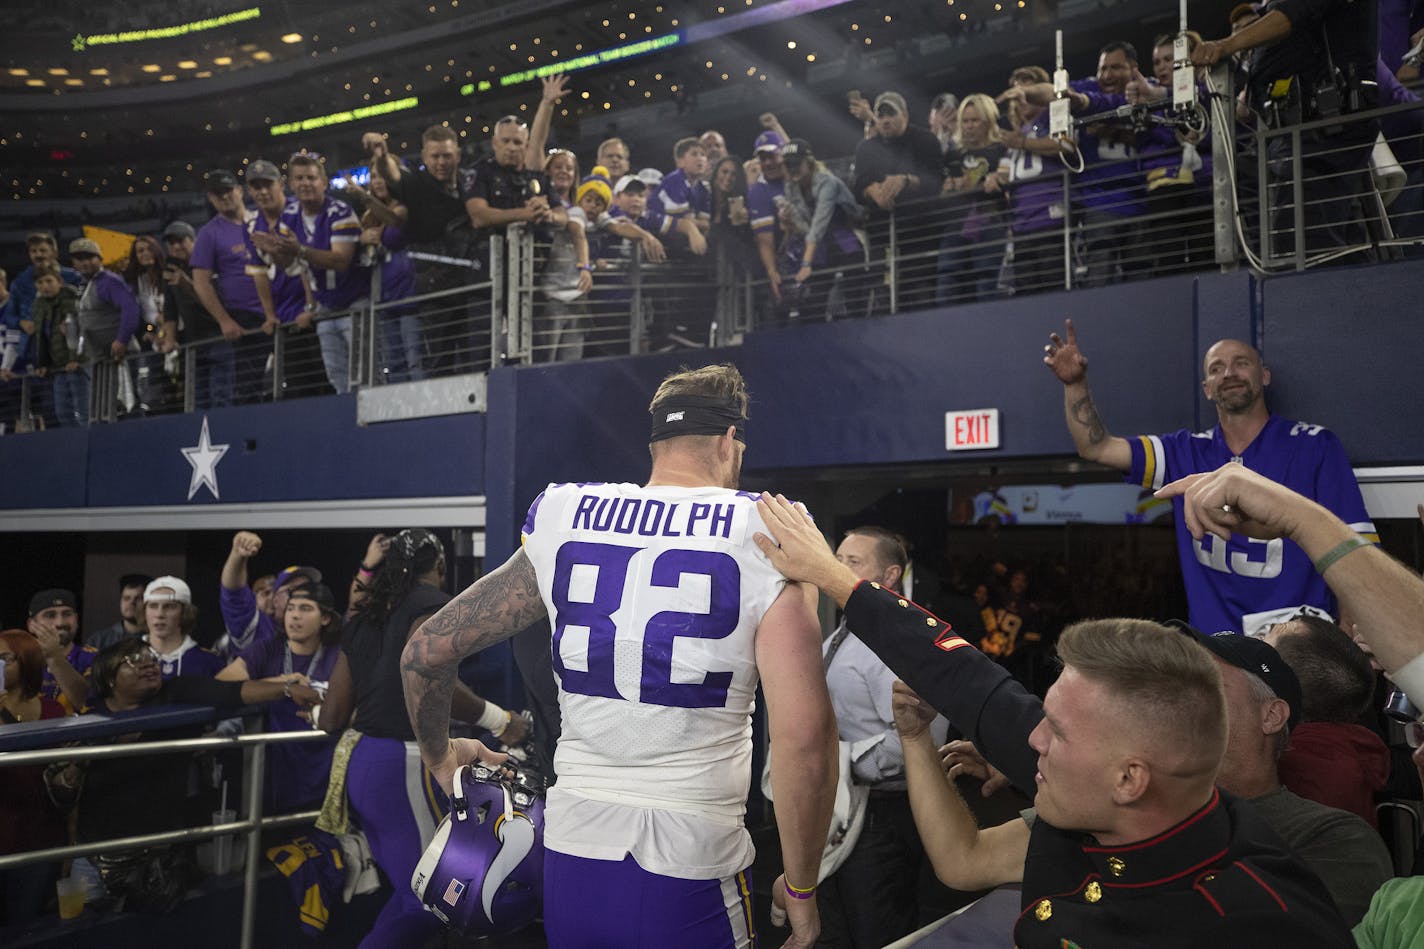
[945,408,1000,451]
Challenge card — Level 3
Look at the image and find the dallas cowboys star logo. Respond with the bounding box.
[72,33,86,52]
[181,416,229,500]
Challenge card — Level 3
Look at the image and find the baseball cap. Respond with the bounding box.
[754,130,785,154]
[162,221,196,240]
[29,589,78,617]
[144,576,193,605]
[205,169,241,193]
[635,167,664,188]
[1178,622,1302,731]
[273,565,323,594]
[874,91,908,117]
[68,238,102,258]
[779,138,812,165]
[613,174,647,196]
[286,582,338,614]
[245,159,282,183]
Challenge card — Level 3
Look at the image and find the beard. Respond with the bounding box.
[1214,382,1260,414]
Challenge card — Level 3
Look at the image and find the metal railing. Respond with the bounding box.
[4,82,1421,430]
[0,726,329,949]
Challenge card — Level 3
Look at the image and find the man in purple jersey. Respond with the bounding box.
[191,169,269,405]
[218,530,322,661]
[1043,320,1376,635]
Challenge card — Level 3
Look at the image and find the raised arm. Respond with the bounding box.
[524,75,569,168]
[401,548,546,790]
[1159,465,1424,694]
[222,530,261,591]
[894,681,1028,889]
[756,581,838,948]
[1043,319,1131,471]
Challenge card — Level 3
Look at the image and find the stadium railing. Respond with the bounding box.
[0,710,330,949]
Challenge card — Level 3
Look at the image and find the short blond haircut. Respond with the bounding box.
[953,93,1006,149]
[1057,619,1227,778]
[648,363,749,418]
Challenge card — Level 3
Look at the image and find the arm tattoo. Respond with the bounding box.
[401,549,547,765]
[1069,393,1109,446]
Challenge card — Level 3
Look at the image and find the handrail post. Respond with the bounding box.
[886,211,898,314]
[239,740,266,949]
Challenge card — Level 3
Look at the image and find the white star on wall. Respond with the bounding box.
[181,416,229,501]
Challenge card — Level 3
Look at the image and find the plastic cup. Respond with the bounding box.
[56,875,85,920]
[211,809,237,875]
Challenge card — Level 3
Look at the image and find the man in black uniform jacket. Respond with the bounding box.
[753,493,1355,948]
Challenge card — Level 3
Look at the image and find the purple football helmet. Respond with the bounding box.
[411,760,546,935]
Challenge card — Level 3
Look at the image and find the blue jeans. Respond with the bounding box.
[315,306,358,394]
[380,307,426,383]
[194,339,235,410]
[53,368,91,427]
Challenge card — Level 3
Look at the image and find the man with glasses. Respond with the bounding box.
[851,91,944,309]
[191,169,268,405]
[596,137,632,183]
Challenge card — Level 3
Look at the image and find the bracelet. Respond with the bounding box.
[1313,537,1370,576]
[357,565,374,580]
[282,679,293,698]
[578,263,593,272]
[784,879,816,900]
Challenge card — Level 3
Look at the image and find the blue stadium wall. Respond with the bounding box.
[4,259,1420,563]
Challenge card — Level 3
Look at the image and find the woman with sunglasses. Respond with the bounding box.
[0,629,72,924]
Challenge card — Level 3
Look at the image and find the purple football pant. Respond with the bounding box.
[544,850,756,948]
[346,736,449,948]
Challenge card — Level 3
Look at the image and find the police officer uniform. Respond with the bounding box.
[838,580,1356,948]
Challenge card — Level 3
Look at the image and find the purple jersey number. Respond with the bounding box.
[550,541,740,708]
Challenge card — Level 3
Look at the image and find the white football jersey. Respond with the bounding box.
[521,481,789,877]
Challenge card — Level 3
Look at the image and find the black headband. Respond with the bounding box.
[649,394,747,444]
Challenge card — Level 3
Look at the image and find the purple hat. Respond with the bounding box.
[754,130,786,154]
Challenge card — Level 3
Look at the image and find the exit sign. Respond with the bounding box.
[945,409,1000,451]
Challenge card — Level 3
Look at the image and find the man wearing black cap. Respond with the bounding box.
[1195,629,1392,925]
[28,588,95,711]
[851,91,943,309]
[191,169,268,405]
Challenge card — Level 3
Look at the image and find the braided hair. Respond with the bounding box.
[353,528,445,630]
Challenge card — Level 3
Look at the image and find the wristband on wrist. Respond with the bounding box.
[1312,537,1369,575]
[784,879,816,900]
[476,700,509,734]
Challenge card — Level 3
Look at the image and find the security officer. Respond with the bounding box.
[1193,0,1378,257]
[752,493,1355,948]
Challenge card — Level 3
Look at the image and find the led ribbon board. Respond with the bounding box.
[270,97,420,136]
[73,7,261,51]
[461,32,683,96]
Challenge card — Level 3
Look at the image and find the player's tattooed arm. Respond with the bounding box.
[401,549,548,768]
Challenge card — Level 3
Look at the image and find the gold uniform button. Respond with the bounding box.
[1107,856,1126,878]
[1202,874,1215,883]
[1034,899,1052,921]
[1084,881,1102,903]
[926,617,937,627]
[870,582,881,590]
[898,598,909,608]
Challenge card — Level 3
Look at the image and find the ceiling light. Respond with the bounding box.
[787,41,796,49]
[64,78,83,86]
[8,68,27,76]
[252,50,273,62]
[89,68,108,76]
[281,32,303,43]
[196,70,213,78]
[178,60,198,69]
[214,56,232,65]
[48,68,68,76]
[25,78,44,87]
[142,64,161,72]
[160,74,177,82]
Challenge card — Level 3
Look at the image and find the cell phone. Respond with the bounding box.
[847,89,863,103]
